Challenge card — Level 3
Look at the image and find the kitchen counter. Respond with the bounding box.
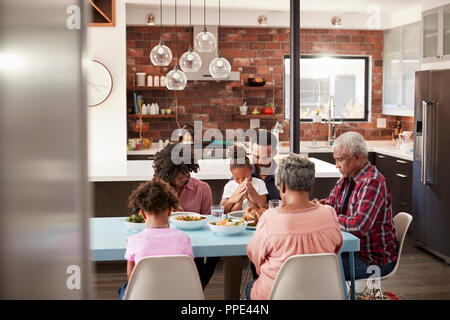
[89,157,340,182]
[129,140,414,162]
[279,140,413,161]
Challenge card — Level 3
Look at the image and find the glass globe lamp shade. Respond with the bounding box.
[150,42,173,66]
[209,56,231,79]
[165,66,187,90]
[194,30,217,52]
[179,49,202,72]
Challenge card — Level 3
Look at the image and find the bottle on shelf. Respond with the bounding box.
[142,104,148,115]
[154,75,159,87]
[150,103,156,115]
[147,75,153,87]
[154,102,159,115]
[160,75,166,87]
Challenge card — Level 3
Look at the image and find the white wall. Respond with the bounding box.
[389,5,421,28]
[86,1,127,162]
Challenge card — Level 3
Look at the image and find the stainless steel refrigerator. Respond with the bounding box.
[413,69,450,264]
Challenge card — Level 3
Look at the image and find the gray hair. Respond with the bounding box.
[333,131,368,159]
[275,154,315,192]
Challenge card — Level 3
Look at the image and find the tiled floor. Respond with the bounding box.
[93,234,450,300]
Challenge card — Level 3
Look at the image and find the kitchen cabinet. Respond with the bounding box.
[127,154,155,160]
[421,4,450,63]
[383,22,420,117]
[88,0,115,27]
[374,153,412,215]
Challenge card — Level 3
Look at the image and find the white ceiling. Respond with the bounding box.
[126,0,450,28]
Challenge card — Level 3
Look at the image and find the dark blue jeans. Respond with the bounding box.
[245,279,256,300]
[117,282,128,300]
[341,254,395,280]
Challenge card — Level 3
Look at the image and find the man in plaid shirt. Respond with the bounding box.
[314,132,398,280]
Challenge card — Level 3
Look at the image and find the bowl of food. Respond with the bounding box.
[124,213,146,232]
[247,77,266,87]
[208,218,246,235]
[170,212,208,230]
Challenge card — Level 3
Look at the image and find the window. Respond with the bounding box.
[284,55,370,121]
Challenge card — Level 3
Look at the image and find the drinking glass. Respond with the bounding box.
[269,200,283,208]
[211,205,225,221]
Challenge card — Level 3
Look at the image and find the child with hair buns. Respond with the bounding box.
[221,145,268,214]
[117,178,194,300]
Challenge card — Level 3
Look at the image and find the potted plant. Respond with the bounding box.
[263,102,275,115]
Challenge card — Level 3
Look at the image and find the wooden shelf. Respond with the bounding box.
[127,114,175,119]
[232,85,283,91]
[233,114,284,120]
[88,0,115,27]
[129,86,168,91]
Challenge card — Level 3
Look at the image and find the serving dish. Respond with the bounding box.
[170,212,208,230]
[208,218,246,236]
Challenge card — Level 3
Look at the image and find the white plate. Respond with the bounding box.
[170,212,208,230]
[124,220,146,232]
[228,210,245,219]
[208,218,246,236]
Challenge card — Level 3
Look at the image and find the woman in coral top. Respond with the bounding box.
[246,154,343,300]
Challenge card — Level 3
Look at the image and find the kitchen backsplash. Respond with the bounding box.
[127,26,413,142]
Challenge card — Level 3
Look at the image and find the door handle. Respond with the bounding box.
[396,173,407,178]
[377,155,385,159]
[421,100,433,185]
[396,159,407,164]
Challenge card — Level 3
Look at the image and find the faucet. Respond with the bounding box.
[272,121,286,134]
[326,96,342,146]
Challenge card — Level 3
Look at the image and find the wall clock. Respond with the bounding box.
[87,60,113,107]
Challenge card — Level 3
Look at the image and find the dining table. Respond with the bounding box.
[90,217,360,300]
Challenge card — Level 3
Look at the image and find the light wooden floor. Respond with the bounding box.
[93,234,450,300]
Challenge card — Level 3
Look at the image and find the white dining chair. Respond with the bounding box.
[123,255,205,300]
[268,253,346,300]
[354,212,413,299]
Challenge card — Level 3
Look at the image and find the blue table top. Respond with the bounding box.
[90,217,360,261]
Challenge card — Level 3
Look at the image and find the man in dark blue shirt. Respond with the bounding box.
[250,130,281,201]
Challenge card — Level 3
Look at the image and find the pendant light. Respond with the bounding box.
[179,0,202,72]
[194,0,217,52]
[209,0,231,79]
[150,0,172,66]
[165,0,187,90]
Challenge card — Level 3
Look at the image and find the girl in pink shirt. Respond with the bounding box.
[246,154,343,300]
[118,178,194,300]
[153,142,217,289]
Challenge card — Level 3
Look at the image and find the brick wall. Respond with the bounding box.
[126,26,413,142]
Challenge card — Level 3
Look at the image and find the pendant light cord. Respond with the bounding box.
[203,0,206,30]
[189,0,193,49]
[159,0,163,42]
[218,0,221,54]
[174,0,178,60]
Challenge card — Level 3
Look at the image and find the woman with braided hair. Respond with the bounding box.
[153,143,219,290]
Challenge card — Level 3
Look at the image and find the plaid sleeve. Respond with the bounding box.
[327,179,342,209]
[337,178,385,237]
